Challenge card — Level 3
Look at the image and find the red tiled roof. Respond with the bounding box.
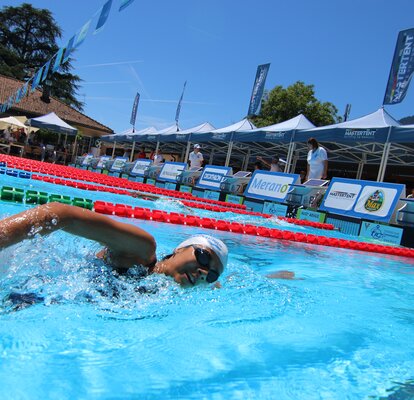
[0,74,113,136]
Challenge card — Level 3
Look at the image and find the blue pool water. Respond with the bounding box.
[0,175,413,399]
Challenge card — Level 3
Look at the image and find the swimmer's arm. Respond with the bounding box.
[0,203,156,268]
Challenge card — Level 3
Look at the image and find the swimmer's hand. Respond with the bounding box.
[266,270,303,280]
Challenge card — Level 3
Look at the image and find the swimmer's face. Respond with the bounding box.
[157,246,224,288]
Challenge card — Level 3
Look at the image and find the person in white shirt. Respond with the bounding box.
[188,144,204,169]
[306,137,328,180]
[152,149,164,165]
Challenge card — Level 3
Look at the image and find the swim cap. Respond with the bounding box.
[175,235,228,269]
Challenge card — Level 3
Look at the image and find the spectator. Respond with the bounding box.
[257,156,282,172]
[306,137,328,180]
[152,149,164,165]
[407,188,414,198]
[253,161,262,171]
[188,144,204,169]
[137,146,147,159]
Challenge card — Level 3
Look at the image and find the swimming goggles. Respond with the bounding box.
[193,246,220,283]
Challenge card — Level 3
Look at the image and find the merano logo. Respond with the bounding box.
[364,190,384,212]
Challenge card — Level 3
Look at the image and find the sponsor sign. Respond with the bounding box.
[158,162,187,183]
[82,154,94,166]
[130,159,151,177]
[264,131,287,140]
[248,63,271,116]
[204,190,220,201]
[343,128,377,140]
[129,176,144,183]
[179,185,193,193]
[165,182,177,190]
[244,171,300,202]
[146,178,155,185]
[110,157,128,172]
[323,181,361,210]
[262,202,287,217]
[297,208,325,223]
[96,155,111,169]
[225,194,244,205]
[320,178,405,223]
[359,222,403,245]
[196,165,232,190]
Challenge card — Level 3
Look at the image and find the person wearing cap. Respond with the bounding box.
[0,203,227,288]
[188,144,204,170]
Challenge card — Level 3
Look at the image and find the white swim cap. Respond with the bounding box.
[175,234,228,269]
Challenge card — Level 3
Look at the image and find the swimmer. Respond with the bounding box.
[0,202,227,288]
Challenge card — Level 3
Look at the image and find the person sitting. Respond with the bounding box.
[257,156,282,172]
[0,203,228,288]
[137,147,147,159]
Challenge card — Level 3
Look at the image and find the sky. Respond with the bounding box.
[2,0,414,133]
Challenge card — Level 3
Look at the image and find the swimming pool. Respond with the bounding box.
[0,174,413,399]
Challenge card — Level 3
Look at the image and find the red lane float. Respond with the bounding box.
[93,201,414,259]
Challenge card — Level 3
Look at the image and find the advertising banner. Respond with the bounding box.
[296,208,326,223]
[130,159,151,176]
[244,171,300,202]
[247,63,271,116]
[262,202,288,216]
[96,155,111,169]
[130,92,140,126]
[319,178,405,223]
[158,162,187,183]
[175,81,187,123]
[384,28,414,105]
[82,154,94,166]
[359,222,403,245]
[110,157,128,172]
[196,165,232,190]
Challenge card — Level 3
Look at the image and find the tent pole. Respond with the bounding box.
[225,141,233,167]
[356,153,366,180]
[72,135,78,163]
[180,146,186,162]
[184,142,191,163]
[285,142,296,173]
[243,149,251,170]
[64,133,68,147]
[209,148,215,164]
[155,140,160,153]
[377,126,393,182]
[130,141,136,162]
[112,141,116,158]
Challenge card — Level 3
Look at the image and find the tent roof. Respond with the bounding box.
[309,107,400,131]
[176,122,215,135]
[0,116,27,129]
[27,112,77,135]
[242,114,315,133]
[208,118,256,134]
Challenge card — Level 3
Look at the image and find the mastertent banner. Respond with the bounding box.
[158,162,187,183]
[244,171,300,202]
[384,28,414,105]
[319,178,405,223]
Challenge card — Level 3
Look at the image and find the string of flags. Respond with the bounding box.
[0,0,136,113]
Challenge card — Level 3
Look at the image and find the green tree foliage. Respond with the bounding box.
[251,81,341,127]
[399,116,414,125]
[0,3,83,111]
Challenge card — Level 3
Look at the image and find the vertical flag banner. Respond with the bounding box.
[62,35,76,64]
[94,0,113,34]
[52,48,64,73]
[31,66,44,92]
[247,63,271,116]
[41,59,52,82]
[175,81,187,124]
[21,81,29,98]
[130,92,140,127]
[14,87,23,104]
[75,20,91,48]
[383,28,414,105]
[119,0,135,12]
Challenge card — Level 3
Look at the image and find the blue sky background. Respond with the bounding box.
[2,0,414,133]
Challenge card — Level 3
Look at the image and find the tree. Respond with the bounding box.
[399,116,414,125]
[0,3,83,111]
[251,81,341,127]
